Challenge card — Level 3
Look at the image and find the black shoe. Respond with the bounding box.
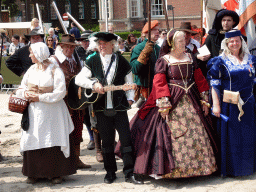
[125,173,144,184]
[104,172,116,184]
[87,140,95,150]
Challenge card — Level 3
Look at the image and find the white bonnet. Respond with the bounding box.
[30,42,50,63]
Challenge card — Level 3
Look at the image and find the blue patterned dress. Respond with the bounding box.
[207,53,256,176]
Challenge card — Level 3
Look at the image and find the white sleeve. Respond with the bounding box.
[9,44,15,55]
[124,71,135,101]
[49,57,59,67]
[16,68,30,98]
[38,68,66,103]
[75,66,97,89]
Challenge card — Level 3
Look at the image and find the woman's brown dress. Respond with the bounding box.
[128,53,217,178]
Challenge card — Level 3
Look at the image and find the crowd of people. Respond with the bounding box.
[1,8,256,186]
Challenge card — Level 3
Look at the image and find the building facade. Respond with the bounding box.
[2,0,99,30]
[98,0,202,32]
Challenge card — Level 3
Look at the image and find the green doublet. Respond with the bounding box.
[129,39,160,89]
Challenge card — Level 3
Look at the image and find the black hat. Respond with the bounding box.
[92,32,117,42]
[209,9,239,34]
[76,30,93,41]
[24,29,45,40]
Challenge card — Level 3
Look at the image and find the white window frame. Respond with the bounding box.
[1,5,8,11]
[131,0,141,18]
[79,0,84,19]
[91,0,97,19]
[65,0,71,14]
[30,4,35,19]
[101,0,111,20]
[151,0,164,17]
[50,4,57,20]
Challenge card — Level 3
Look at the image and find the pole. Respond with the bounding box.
[172,8,174,28]
[67,12,85,32]
[36,3,43,32]
[148,0,151,42]
[162,0,169,31]
[0,33,4,72]
[147,0,151,96]
[105,0,108,32]
[200,0,203,45]
[52,1,68,34]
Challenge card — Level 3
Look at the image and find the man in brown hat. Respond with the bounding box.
[178,22,201,54]
[75,30,102,160]
[6,29,45,76]
[49,34,91,169]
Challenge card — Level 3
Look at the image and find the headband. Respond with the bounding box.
[225,30,241,39]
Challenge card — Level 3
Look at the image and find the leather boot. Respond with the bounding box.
[75,144,91,169]
[94,132,104,162]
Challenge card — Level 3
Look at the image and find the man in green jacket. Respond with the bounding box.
[130,20,160,103]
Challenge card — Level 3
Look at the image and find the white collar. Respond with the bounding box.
[55,49,75,63]
[227,53,249,65]
[100,53,114,64]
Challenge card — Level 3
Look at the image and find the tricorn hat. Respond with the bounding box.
[177,22,198,34]
[58,34,78,46]
[24,29,45,40]
[76,30,93,41]
[92,32,117,42]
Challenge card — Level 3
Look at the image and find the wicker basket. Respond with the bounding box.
[8,94,29,114]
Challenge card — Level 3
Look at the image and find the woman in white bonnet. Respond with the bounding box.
[16,42,76,184]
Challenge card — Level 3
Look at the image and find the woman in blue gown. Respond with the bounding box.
[207,30,256,177]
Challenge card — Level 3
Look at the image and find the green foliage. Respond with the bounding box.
[115,31,141,40]
[2,0,19,18]
[82,24,100,32]
[8,3,19,17]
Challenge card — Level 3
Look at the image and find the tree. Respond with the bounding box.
[0,0,20,21]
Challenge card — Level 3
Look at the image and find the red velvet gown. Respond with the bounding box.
[127,53,217,178]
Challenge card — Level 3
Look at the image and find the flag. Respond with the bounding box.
[203,0,222,32]
[221,0,239,11]
[237,0,256,50]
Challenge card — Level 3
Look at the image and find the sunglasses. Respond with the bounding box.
[48,40,53,41]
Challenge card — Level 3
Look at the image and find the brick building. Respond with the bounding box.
[1,0,99,30]
[98,0,202,32]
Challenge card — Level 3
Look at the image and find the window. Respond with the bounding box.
[50,4,57,20]
[102,0,110,19]
[65,0,71,14]
[1,5,8,11]
[79,0,84,19]
[91,0,97,19]
[151,0,163,16]
[131,0,140,18]
[30,4,35,19]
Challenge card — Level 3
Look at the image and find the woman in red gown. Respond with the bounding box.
[123,29,218,179]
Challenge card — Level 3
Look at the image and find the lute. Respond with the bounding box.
[67,76,136,110]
